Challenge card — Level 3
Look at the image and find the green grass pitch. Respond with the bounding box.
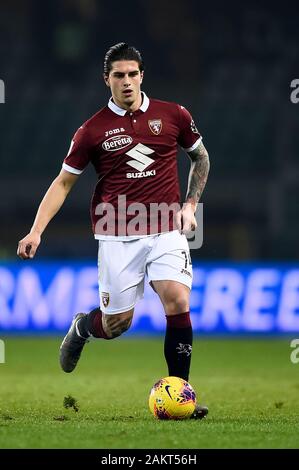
[0,336,299,449]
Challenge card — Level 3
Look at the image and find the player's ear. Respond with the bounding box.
[140,71,144,84]
[103,74,110,87]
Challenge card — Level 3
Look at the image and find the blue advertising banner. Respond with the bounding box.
[0,261,299,334]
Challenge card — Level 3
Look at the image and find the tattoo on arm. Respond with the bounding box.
[185,140,210,208]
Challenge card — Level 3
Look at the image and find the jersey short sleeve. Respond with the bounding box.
[62,125,91,175]
[177,105,202,152]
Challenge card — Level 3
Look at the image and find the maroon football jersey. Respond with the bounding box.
[63,92,202,237]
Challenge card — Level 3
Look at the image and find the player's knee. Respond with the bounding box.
[164,297,189,315]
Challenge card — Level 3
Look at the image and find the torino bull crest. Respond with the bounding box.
[148,119,162,135]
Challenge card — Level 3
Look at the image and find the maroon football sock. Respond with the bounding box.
[77,308,110,339]
[164,312,193,381]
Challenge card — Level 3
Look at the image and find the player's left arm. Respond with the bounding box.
[176,140,210,233]
[186,139,210,211]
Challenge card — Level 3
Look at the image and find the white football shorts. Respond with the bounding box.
[98,230,193,314]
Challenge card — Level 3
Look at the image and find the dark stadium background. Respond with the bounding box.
[0,0,298,261]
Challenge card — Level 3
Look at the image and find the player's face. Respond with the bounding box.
[105,60,144,112]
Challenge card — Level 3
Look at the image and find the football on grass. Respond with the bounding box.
[149,376,196,420]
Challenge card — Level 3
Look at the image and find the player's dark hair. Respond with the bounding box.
[103,43,144,76]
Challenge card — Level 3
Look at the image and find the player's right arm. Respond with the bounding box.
[17,169,79,259]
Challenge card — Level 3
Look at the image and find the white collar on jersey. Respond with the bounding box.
[108,92,149,115]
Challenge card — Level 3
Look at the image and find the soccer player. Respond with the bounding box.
[17,43,210,419]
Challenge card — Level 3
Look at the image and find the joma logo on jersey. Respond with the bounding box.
[105,127,125,137]
[102,135,133,152]
[125,143,156,178]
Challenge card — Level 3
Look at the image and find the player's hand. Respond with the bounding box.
[175,203,197,234]
[17,232,41,259]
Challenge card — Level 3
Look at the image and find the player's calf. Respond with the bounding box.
[77,307,134,339]
[102,312,133,338]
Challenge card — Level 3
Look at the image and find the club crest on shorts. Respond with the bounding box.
[148,119,162,135]
[101,292,110,308]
